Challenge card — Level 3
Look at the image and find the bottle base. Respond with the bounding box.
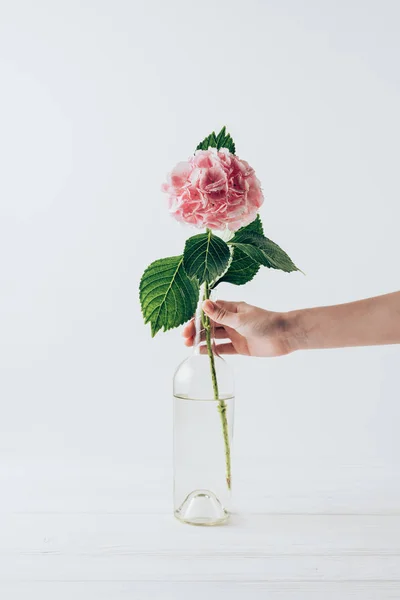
[174,489,229,526]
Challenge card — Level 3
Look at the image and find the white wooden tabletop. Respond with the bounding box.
[1,460,399,599]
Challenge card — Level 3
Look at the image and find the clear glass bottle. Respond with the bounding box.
[173,285,235,526]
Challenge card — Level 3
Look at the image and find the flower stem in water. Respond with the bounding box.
[203,281,231,490]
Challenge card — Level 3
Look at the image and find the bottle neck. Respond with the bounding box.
[192,283,218,356]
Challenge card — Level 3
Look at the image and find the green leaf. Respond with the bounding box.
[215,126,226,147]
[216,215,263,286]
[223,133,236,154]
[216,246,260,286]
[140,255,199,337]
[209,131,217,147]
[196,126,236,154]
[183,231,231,285]
[196,133,211,151]
[237,214,264,235]
[229,231,300,273]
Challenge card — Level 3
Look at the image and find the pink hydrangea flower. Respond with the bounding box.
[161,148,264,231]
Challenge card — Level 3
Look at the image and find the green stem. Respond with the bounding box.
[203,280,232,490]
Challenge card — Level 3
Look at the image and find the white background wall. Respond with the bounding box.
[0,0,399,513]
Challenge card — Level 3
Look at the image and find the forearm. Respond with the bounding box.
[287,292,400,351]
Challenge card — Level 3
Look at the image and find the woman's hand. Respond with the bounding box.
[183,292,400,356]
[182,300,297,357]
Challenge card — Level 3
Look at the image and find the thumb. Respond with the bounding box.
[202,300,239,328]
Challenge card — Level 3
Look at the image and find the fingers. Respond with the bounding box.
[200,342,237,355]
[206,300,242,313]
[183,326,228,347]
[205,327,228,340]
[182,317,220,339]
[182,319,196,339]
[182,299,245,346]
[203,300,241,329]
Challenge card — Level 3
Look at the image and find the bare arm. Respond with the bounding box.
[182,292,400,357]
[290,292,400,351]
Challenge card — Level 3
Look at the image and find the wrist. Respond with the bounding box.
[280,309,310,353]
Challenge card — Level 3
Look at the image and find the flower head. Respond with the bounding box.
[162,148,264,231]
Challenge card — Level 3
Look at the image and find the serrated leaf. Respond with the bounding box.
[183,231,231,285]
[237,214,264,235]
[140,255,199,337]
[216,247,260,286]
[216,215,264,286]
[212,132,218,147]
[196,126,236,154]
[230,231,300,273]
[215,126,226,147]
[196,134,210,151]
[223,133,236,154]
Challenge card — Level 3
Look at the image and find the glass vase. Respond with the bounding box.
[173,284,235,526]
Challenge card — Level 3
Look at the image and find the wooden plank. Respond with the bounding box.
[1,554,399,582]
[1,514,399,555]
[0,514,399,582]
[0,581,399,600]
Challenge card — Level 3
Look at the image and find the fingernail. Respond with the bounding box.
[202,300,215,312]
